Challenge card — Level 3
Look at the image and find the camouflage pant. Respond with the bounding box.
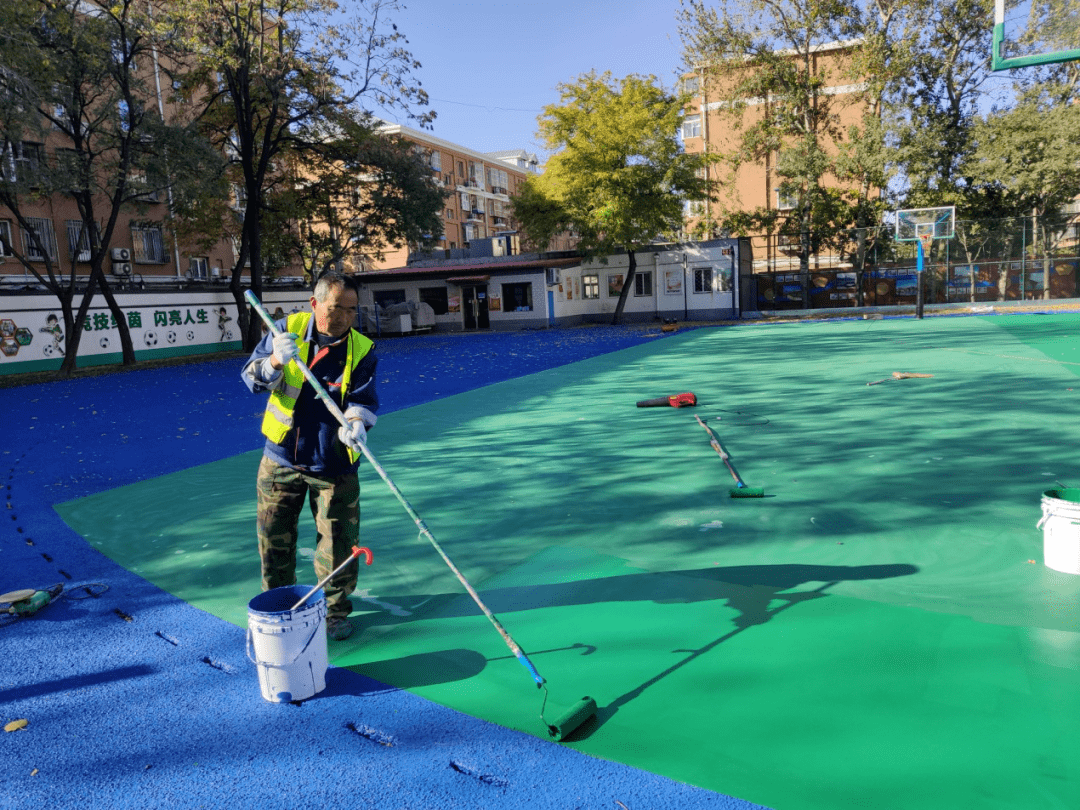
[256,456,361,621]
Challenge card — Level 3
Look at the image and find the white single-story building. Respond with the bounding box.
[354,238,752,333]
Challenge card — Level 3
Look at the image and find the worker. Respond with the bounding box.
[241,272,378,640]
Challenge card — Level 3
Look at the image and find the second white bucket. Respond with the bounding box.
[247,584,328,702]
[1038,489,1080,575]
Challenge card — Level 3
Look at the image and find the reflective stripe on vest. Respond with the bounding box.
[261,311,374,452]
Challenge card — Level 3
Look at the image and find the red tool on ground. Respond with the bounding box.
[637,392,697,408]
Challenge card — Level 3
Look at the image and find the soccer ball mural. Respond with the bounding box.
[144,330,159,347]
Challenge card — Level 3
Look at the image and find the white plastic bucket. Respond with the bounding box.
[247,584,328,702]
[1037,489,1080,575]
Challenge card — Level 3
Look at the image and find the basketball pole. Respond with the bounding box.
[916,236,925,320]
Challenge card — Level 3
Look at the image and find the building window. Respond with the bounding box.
[65,220,94,262]
[680,75,700,95]
[457,161,465,178]
[446,208,455,220]
[231,184,247,215]
[693,267,713,293]
[635,271,653,296]
[0,220,13,256]
[430,150,441,172]
[684,199,705,217]
[131,223,165,263]
[776,187,797,211]
[681,114,701,139]
[374,289,406,309]
[582,273,599,299]
[189,257,209,280]
[22,217,58,261]
[419,286,449,315]
[502,282,532,312]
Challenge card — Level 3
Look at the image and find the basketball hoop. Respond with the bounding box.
[918,233,934,261]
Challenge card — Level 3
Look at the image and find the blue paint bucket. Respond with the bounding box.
[247,585,328,702]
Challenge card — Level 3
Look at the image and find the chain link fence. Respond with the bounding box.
[745,214,1080,311]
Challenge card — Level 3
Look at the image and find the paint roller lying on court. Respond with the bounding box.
[695,415,765,498]
[245,290,596,742]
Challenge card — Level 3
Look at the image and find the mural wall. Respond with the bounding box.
[0,290,310,375]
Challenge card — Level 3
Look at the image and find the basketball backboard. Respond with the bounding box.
[993,0,1080,70]
[895,206,955,242]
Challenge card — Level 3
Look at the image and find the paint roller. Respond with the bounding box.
[694,415,765,498]
[245,290,597,742]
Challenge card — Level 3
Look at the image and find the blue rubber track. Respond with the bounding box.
[0,326,764,810]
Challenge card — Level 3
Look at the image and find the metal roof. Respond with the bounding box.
[353,255,581,283]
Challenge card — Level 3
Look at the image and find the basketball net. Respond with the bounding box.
[918,233,934,261]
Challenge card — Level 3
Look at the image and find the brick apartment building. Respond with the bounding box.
[369,122,578,270]
[679,39,871,274]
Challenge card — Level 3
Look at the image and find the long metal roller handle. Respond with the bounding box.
[244,290,546,687]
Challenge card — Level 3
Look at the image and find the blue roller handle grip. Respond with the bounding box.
[517,651,546,687]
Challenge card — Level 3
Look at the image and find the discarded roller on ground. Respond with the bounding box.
[695,415,765,498]
[245,290,598,742]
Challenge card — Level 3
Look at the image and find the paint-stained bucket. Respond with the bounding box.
[247,584,328,702]
[1038,489,1080,575]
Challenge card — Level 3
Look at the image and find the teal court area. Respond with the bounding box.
[57,314,1080,810]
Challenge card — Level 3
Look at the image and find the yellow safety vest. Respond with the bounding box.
[261,311,374,463]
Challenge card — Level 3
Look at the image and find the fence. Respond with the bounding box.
[747,214,1080,311]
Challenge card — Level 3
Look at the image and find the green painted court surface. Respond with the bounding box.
[58,314,1080,810]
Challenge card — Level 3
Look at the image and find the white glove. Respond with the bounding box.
[338,419,367,451]
[271,331,300,368]
[338,406,376,453]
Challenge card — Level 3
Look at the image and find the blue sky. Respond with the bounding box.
[373,0,688,158]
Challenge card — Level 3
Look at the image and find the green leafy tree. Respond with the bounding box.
[967,95,1080,299]
[0,0,221,374]
[167,0,433,350]
[678,0,867,282]
[512,71,708,325]
[288,111,449,278]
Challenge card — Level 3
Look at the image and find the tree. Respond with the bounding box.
[0,0,221,375]
[678,0,867,283]
[889,0,997,206]
[168,0,433,351]
[967,95,1080,299]
[289,110,449,278]
[512,71,708,325]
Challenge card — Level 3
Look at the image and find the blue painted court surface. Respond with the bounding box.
[1,325,762,810]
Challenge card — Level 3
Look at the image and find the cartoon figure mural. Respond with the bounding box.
[217,306,233,341]
[40,314,64,357]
